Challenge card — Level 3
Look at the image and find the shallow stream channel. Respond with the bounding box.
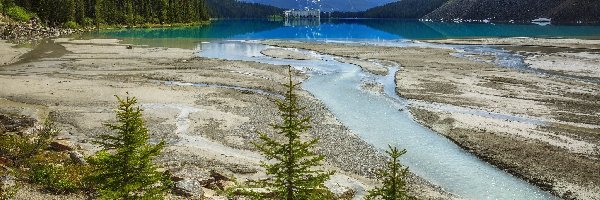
[198,40,558,200]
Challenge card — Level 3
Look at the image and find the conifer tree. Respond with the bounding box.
[253,66,333,200]
[366,145,415,200]
[88,96,171,199]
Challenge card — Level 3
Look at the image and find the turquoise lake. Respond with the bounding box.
[92,19,600,41]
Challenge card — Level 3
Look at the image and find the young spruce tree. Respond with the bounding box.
[88,96,171,199]
[366,145,415,200]
[253,66,333,200]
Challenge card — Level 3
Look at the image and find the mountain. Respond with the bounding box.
[205,0,284,18]
[362,0,448,18]
[241,0,398,12]
[424,0,600,23]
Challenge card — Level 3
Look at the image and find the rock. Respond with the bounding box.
[69,151,87,165]
[51,140,75,151]
[173,179,204,199]
[169,167,215,186]
[0,174,15,189]
[0,115,36,132]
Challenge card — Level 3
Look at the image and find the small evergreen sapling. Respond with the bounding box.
[366,145,415,200]
[88,96,171,199]
[253,67,333,200]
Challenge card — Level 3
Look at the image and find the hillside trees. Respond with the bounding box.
[4,0,209,26]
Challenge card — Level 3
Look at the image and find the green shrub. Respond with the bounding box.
[30,163,87,194]
[0,120,59,167]
[64,21,80,29]
[82,17,94,27]
[88,96,171,199]
[6,6,31,22]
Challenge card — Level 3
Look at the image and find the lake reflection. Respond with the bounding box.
[90,19,600,41]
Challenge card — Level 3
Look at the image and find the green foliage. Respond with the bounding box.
[64,21,80,29]
[366,145,415,200]
[252,67,333,200]
[0,120,59,167]
[30,162,89,193]
[88,96,171,199]
[6,5,31,21]
[82,17,94,27]
[205,0,282,18]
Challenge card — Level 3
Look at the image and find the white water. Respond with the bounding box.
[198,41,558,200]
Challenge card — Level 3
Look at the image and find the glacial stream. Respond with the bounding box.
[198,41,557,200]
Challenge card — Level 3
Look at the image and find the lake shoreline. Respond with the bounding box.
[262,38,600,200]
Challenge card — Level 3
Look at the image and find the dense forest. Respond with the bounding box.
[328,0,599,23]
[205,0,282,19]
[424,0,600,23]
[0,0,283,27]
[329,0,448,19]
[362,0,448,18]
[0,0,210,27]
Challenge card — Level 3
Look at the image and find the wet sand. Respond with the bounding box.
[0,39,453,199]
[263,39,600,200]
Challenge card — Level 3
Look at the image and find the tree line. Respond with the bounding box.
[1,0,210,27]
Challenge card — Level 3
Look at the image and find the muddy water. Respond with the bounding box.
[199,41,557,200]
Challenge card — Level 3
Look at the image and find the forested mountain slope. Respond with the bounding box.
[362,0,447,18]
[205,0,283,18]
[242,0,396,12]
[424,0,600,23]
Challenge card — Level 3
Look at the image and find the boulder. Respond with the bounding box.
[169,167,215,186]
[50,140,75,151]
[173,179,204,199]
[69,151,87,165]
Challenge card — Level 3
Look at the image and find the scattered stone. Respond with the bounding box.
[69,151,87,165]
[173,179,204,199]
[0,174,15,189]
[169,167,215,186]
[50,140,75,151]
[0,114,36,132]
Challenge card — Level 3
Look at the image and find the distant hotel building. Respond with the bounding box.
[283,9,321,19]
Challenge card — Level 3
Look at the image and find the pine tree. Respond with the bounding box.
[88,96,171,199]
[366,145,415,200]
[253,67,333,200]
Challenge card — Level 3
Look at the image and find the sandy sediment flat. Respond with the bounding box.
[0,40,30,66]
[260,47,320,60]
[0,38,453,199]
[263,39,600,200]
